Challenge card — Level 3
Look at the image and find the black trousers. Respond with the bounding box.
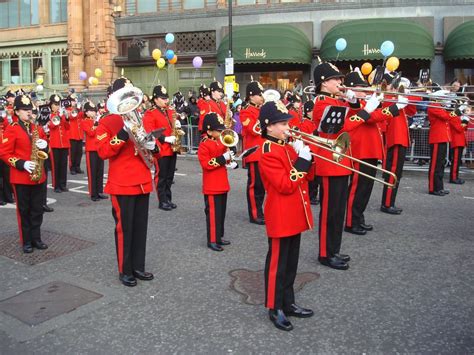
[382,145,406,208]
[308,177,319,202]
[0,160,14,203]
[69,139,83,172]
[246,162,265,221]
[346,159,377,228]
[449,146,464,182]
[12,183,44,245]
[157,154,177,203]
[318,175,348,258]
[204,193,227,244]
[42,157,51,205]
[86,151,104,198]
[111,194,150,276]
[51,148,69,189]
[429,143,447,193]
[265,234,301,310]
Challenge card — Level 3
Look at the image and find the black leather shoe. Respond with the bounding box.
[133,270,154,281]
[334,253,351,262]
[310,198,319,205]
[283,304,314,318]
[76,168,84,174]
[60,187,69,192]
[91,196,100,201]
[450,179,465,184]
[218,239,231,246]
[344,226,367,235]
[98,193,108,199]
[207,243,224,252]
[23,243,33,253]
[43,205,54,212]
[250,217,265,225]
[429,190,445,196]
[380,205,402,215]
[440,189,450,195]
[54,188,62,193]
[318,256,349,270]
[360,223,373,231]
[159,202,173,211]
[169,202,177,209]
[32,240,48,250]
[269,309,293,331]
[119,274,137,287]
[70,170,77,175]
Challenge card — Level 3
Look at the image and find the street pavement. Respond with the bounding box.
[0,156,473,354]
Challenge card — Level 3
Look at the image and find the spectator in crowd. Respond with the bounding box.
[188,96,199,126]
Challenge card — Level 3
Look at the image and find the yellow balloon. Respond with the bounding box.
[88,77,95,85]
[157,58,166,69]
[361,62,373,76]
[36,77,44,85]
[152,49,162,61]
[368,70,376,85]
[92,77,99,85]
[386,57,400,72]
[169,55,178,64]
[94,68,103,78]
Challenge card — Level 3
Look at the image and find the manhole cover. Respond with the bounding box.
[0,281,103,326]
[229,269,319,305]
[0,230,95,265]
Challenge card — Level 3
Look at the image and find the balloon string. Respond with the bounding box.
[335,52,340,61]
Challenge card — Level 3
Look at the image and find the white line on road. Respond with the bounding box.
[463,196,474,200]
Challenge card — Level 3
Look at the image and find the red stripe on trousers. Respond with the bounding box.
[50,149,56,188]
[266,238,280,309]
[68,147,72,169]
[451,148,458,181]
[429,144,438,192]
[154,159,159,200]
[385,146,398,207]
[11,185,23,244]
[86,152,92,196]
[111,195,124,273]
[345,163,359,228]
[209,195,216,243]
[248,163,257,220]
[320,177,329,257]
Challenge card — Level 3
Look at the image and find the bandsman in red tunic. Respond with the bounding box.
[4,90,16,123]
[0,94,49,253]
[449,110,469,184]
[208,81,229,126]
[96,78,158,287]
[240,81,265,225]
[0,99,15,205]
[197,112,237,252]
[197,84,212,133]
[66,93,84,175]
[259,100,314,332]
[287,93,303,130]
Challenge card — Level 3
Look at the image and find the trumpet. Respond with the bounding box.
[287,128,398,188]
[220,128,239,148]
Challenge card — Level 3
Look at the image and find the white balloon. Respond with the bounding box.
[36,85,44,92]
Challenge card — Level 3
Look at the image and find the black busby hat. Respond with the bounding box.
[106,85,113,97]
[203,112,226,132]
[303,100,314,117]
[67,93,78,101]
[286,93,301,104]
[14,95,34,110]
[112,77,133,93]
[83,101,97,112]
[97,102,106,109]
[383,71,396,85]
[49,94,61,106]
[246,81,264,99]
[209,81,224,93]
[313,62,344,88]
[259,100,292,135]
[152,85,169,99]
[345,70,369,87]
[5,90,15,99]
[199,84,210,98]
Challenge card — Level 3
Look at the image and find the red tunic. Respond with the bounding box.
[259,137,314,238]
[288,108,301,129]
[67,108,83,140]
[0,122,47,185]
[81,118,98,152]
[240,104,264,163]
[143,107,174,157]
[427,104,456,144]
[96,113,153,195]
[197,137,230,195]
[208,99,228,122]
[383,95,419,148]
[448,115,467,148]
[48,113,70,148]
[197,98,212,132]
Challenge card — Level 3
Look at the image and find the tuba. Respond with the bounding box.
[107,86,155,168]
[30,115,49,182]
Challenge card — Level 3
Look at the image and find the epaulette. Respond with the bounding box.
[241,102,250,110]
[262,141,271,154]
[10,122,18,126]
[201,136,209,143]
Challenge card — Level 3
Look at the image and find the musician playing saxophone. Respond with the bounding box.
[0,94,49,253]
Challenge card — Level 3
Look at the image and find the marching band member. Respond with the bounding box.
[81,102,107,201]
[48,94,70,193]
[240,81,265,225]
[0,105,14,205]
[0,94,49,253]
[197,84,212,133]
[449,111,469,184]
[259,100,314,331]
[197,112,236,252]
[4,90,16,123]
[287,93,303,129]
[143,85,177,211]
[67,93,84,175]
[208,81,228,126]
[96,78,157,287]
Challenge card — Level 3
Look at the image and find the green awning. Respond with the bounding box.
[444,20,474,61]
[320,19,434,61]
[217,24,312,65]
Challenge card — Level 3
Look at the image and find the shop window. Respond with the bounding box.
[236,0,256,5]
[0,54,43,85]
[51,53,68,85]
[183,0,205,9]
[50,0,67,23]
[0,0,38,28]
[236,70,303,94]
[179,69,212,80]
[454,68,474,86]
[137,0,157,12]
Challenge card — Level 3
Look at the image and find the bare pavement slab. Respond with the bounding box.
[0,157,473,354]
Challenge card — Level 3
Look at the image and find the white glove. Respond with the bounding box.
[396,96,409,110]
[344,89,357,104]
[174,120,182,129]
[298,145,311,162]
[223,150,235,161]
[35,139,47,149]
[144,140,156,150]
[364,93,382,114]
[23,161,36,173]
[457,104,468,114]
[290,139,304,154]
[164,136,176,144]
[461,116,470,124]
[43,124,50,134]
[7,115,13,124]
[226,161,238,170]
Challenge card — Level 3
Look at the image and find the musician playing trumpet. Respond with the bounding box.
[0,94,49,253]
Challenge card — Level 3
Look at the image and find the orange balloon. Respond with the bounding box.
[169,55,178,64]
[368,69,376,85]
[361,62,373,76]
[386,57,400,72]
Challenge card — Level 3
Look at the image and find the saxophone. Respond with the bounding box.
[30,119,49,182]
[224,99,235,129]
[170,105,186,154]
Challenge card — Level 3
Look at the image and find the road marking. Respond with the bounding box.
[463,196,474,200]
[0,198,57,209]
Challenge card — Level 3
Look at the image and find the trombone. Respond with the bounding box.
[287,128,398,189]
